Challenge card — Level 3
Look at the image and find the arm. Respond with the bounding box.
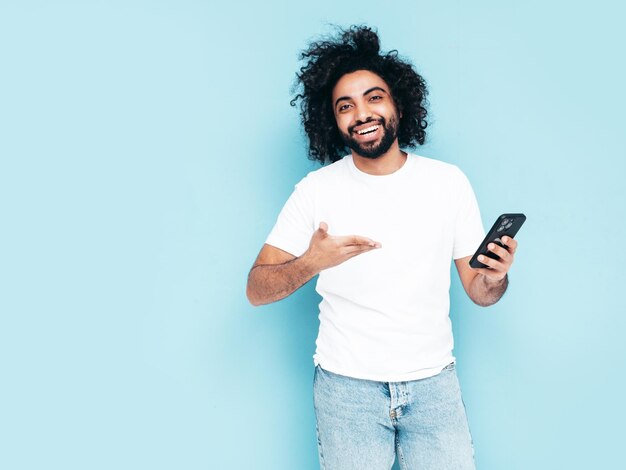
[455,236,518,307]
[246,244,313,306]
[246,222,381,306]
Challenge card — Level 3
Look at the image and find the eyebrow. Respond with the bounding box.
[334,86,389,108]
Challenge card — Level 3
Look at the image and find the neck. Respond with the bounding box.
[351,141,407,175]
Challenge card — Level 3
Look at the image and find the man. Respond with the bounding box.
[247,26,518,470]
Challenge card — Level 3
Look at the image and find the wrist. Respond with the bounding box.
[483,272,508,286]
[298,250,321,276]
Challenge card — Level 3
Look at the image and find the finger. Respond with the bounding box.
[502,236,518,253]
[477,254,505,270]
[487,242,512,261]
[315,222,329,240]
[337,234,381,248]
[477,254,513,276]
[342,245,378,257]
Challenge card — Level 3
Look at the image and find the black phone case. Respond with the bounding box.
[469,213,526,269]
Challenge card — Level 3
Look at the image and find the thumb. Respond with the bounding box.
[318,221,329,235]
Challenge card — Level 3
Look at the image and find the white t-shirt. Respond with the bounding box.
[266,154,485,382]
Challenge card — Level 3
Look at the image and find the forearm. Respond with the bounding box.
[246,254,319,306]
[468,273,509,307]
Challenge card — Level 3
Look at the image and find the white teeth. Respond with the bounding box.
[356,125,379,135]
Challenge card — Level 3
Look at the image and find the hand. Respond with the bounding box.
[472,236,518,282]
[302,222,381,273]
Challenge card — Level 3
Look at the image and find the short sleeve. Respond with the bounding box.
[265,177,316,257]
[452,170,485,260]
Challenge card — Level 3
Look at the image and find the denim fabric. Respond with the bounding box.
[313,363,475,470]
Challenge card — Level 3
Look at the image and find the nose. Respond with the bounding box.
[355,102,373,123]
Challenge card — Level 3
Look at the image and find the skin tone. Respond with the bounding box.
[247,69,517,306]
[332,70,405,175]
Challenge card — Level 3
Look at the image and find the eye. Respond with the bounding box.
[338,103,351,112]
[370,95,382,101]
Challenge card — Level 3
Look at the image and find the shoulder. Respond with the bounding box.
[410,154,467,181]
[296,156,350,189]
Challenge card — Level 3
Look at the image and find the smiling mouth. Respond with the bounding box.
[355,125,380,135]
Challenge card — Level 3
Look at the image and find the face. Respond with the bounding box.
[331,70,401,159]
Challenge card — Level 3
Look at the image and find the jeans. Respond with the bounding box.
[313,363,476,470]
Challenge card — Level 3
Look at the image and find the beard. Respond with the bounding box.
[340,114,400,159]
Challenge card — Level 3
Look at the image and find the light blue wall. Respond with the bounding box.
[1,1,624,469]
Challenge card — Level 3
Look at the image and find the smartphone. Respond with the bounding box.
[469,213,526,269]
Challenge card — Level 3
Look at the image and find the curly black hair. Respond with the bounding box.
[290,25,429,165]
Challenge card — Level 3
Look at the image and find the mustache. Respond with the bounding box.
[349,118,385,134]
